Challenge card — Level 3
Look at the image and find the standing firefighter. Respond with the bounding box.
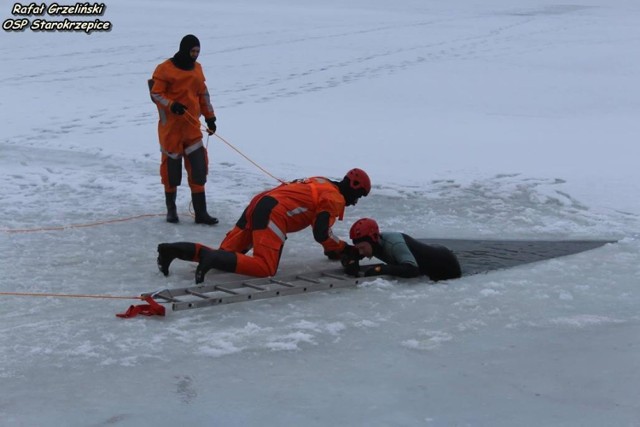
[156,168,371,281]
[150,34,219,225]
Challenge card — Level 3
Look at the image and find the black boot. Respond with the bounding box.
[165,192,179,223]
[157,242,196,276]
[195,248,237,283]
[192,192,219,225]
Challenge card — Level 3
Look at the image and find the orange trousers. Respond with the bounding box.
[160,141,208,193]
[219,202,287,277]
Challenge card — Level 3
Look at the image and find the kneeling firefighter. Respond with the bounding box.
[156,168,371,281]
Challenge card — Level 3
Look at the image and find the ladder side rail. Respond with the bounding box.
[321,272,348,280]
[142,284,222,298]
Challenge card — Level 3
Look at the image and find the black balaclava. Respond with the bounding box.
[171,34,200,71]
[337,176,366,206]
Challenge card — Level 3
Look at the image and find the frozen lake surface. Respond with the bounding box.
[1,0,639,425]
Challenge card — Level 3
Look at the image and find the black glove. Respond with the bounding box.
[170,101,187,115]
[340,248,360,266]
[205,117,217,135]
[326,243,360,261]
[342,256,360,277]
[340,253,353,267]
[342,244,360,259]
[364,265,387,277]
[324,250,341,260]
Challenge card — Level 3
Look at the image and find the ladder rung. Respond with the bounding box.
[243,282,267,291]
[296,275,321,284]
[269,278,296,287]
[214,286,240,295]
[185,289,212,299]
[152,293,180,302]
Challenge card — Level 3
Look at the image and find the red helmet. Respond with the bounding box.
[350,218,380,243]
[345,168,371,196]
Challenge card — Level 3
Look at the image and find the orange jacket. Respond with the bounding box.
[262,177,347,253]
[150,60,215,148]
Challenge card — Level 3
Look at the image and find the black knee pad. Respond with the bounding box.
[235,207,249,229]
[188,146,207,186]
[252,196,278,230]
[167,156,183,187]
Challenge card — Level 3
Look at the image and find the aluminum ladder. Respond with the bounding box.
[142,267,385,312]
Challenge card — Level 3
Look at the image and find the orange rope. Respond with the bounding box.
[183,111,208,132]
[0,291,143,300]
[1,213,164,234]
[184,111,286,184]
[3,113,283,234]
[214,133,286,184]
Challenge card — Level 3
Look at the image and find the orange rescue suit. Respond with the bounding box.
[220,177,348,277]
[151,60,215,192]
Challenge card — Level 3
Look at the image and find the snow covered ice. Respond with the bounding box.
[1,0,640,425]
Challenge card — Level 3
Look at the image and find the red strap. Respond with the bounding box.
[116,296,165,318]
